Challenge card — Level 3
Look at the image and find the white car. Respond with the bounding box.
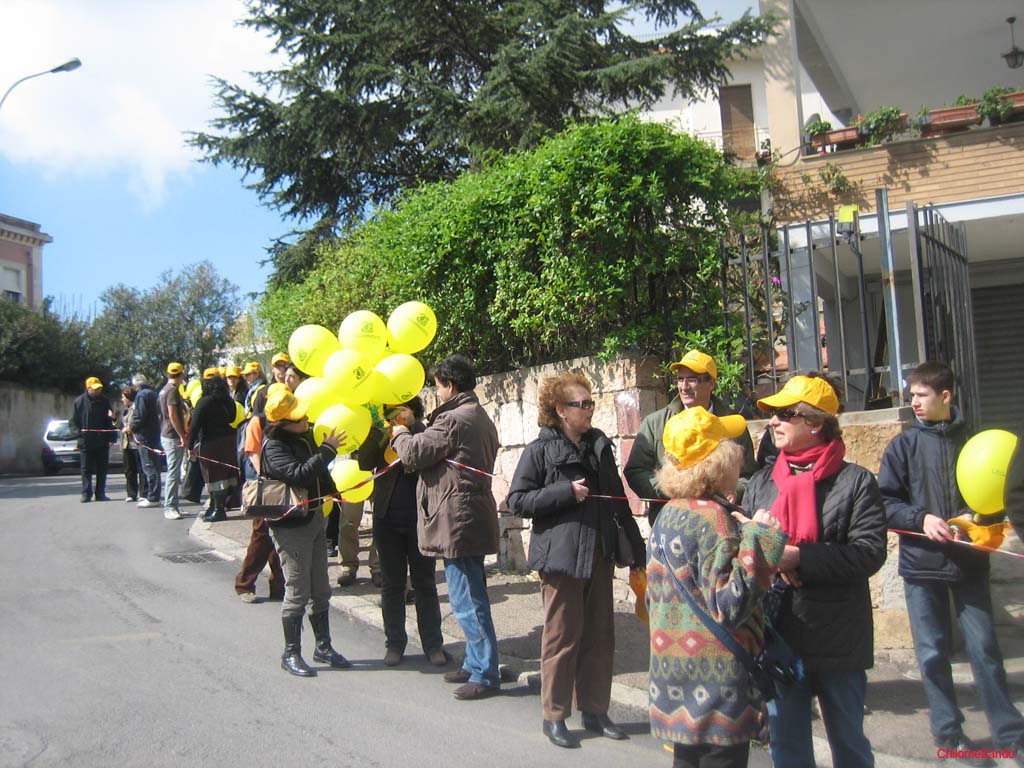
[41,419,123,474]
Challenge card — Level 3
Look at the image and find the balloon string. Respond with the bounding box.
[889,528,1024,561]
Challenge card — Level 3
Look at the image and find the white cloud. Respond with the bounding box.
[0,0,279,208]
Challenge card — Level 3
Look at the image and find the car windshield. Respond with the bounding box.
[46,421,76,441]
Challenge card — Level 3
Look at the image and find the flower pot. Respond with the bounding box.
[993,91,1024,124]
[920,104,981,137]
[810,126,859,150]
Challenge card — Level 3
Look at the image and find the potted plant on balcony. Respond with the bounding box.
[806,120,860,151]
[977,85,1024,125]
[855,105,908,146]
[919,95,981,137]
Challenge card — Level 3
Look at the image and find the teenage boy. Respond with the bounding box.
[879,361,1024,767]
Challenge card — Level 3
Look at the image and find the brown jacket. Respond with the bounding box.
[392,390,500,559]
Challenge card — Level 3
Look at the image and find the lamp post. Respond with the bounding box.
[0,57,82,113]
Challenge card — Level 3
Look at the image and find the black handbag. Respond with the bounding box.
[613,516,635,568]
[664,555,804,701]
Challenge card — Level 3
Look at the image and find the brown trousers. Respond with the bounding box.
[234,518,285,597]
[540,551,615,720]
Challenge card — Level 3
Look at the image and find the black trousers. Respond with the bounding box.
[123,448,141,500]
[373,519,443,653]
[672,742,750,768]
[80,445,109,499]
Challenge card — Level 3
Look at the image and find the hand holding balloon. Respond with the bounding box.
[321,427,345,451]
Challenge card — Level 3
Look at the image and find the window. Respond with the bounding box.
[719,85,756,160]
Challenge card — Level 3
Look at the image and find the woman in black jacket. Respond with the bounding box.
[507,372,644,749]
[744,373,887,768]
[186,371,238,522]
[261,383,351,677]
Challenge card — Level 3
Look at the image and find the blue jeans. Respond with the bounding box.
[160,436,184,512]
[905,576,1024,747]
[767,669,874,768]
[137,443,161,502]
[444,556,500,688]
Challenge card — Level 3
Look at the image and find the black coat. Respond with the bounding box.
[262,428,338,529]
[506,427,645,579]
[744,460,888,674]
[71,392,115,450]
[878,410,988,581]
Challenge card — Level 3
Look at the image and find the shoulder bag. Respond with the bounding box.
[242,442,308,520]
[663,556,804,701]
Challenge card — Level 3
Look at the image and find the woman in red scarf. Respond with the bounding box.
[744,373,887,768]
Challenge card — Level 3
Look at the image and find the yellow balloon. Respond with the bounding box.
[314,403,371,454]
[956,429,1020,515]
[294,376,337,421]
[230,401,245,428]
[323,349,373,398]
[190,384,203,407]
[322,496,334,518]
[330,459,375,503]
[374,353,425,404]
[288,324,341,377]
[387,301,437,354]
[338,310,388,360]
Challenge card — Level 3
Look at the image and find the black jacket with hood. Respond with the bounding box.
[878,408,989,581]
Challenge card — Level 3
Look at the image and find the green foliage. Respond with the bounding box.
[190,0,776,242]
[817,162,852,195]
[804,119,833,138]
[977,86,1015,124]
[952,94,979,107]
[258,116,760,373]
[87,261,240,385]
[0,298,105,394]
[855,106,904,146]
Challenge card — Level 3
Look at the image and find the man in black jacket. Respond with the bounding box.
[879,361,1024,766]
[70,376,115,502]
[129,373,163,507]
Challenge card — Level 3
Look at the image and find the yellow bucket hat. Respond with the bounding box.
[662,406,747,469]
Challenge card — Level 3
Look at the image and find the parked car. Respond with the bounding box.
[41,419,123,475]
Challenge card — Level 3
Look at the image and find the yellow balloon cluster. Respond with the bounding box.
[331,459,375,503]
[282,303,438,452]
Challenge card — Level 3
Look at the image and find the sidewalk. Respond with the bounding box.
[191,513,1024,767]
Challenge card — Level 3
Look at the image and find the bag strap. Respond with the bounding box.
[662,556,760,676]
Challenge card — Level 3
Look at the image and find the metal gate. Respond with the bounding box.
[907,202,980,429]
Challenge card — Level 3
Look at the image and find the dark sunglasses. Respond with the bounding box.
[564,399,596,410]
[772,408,807,422]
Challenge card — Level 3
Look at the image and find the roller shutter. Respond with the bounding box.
[973,282,1024,432]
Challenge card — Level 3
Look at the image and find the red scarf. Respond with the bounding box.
[770,439,846,544]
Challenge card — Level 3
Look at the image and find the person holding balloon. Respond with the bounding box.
[358,396,447,668]
[261,384,351,677]
[186,369,240,523]
[879,361,1024,763]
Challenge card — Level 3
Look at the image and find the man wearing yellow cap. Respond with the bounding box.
[625,349,756,523]
[159,363,188,520]
[71,376,116,502]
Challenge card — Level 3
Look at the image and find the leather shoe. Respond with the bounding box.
[542,720,580,749]
[427,648,449,666]
[383,648,403,667]
[936,735,996,767]
[581,712,627,740]
[443,668,471,684]
[94,494,111,501]
[452,682,498,700]
[336,570,356,587]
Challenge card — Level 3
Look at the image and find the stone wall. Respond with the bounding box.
[0,382,76,475]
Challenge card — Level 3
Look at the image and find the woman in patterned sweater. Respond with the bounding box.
[647,407,788,768]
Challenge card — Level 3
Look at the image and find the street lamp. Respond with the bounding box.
[0,57,82,113]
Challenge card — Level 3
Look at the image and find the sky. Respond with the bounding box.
[0,0,756,319]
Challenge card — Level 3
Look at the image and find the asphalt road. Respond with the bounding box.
[0,472,777,768]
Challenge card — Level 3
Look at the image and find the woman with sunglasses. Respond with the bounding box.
[744,373,887,768]
[507,373,645,749]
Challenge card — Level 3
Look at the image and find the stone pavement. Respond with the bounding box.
[190,512,1024,767]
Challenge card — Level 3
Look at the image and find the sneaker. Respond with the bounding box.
[124,497,137,503]
[936,735,997,767]
[238,592,257,603]
[163,509,183,520]
[137,499,153,508]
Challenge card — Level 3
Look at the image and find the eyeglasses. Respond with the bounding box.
[771,408,807,422]
[677,375,712,386]
[564,399,596,410]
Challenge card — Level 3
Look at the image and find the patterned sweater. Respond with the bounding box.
[647,498,787,746]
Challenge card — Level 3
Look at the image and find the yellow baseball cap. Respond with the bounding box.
[662,406,747,469]
[202,367,221,380]
[271,352,291,367]
[669,350,718,380]
[85,376,103,391]
[225,364,242,377]
[166,362,184,376]
[242,361,261,375]
[757,375,840,416]
[265,382,307,422]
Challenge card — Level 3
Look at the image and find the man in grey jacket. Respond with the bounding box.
[390,353,501,701]
[624,349,756,523]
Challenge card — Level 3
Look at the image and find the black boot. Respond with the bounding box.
[206,491,227,523]
[542,720,580,749]
[281,615,316,677]
[309,610,351,668]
